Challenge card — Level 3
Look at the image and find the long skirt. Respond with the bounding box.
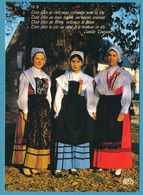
[53,81,94,170]
[12,95,51,169]
[54,142,90,170]
[93,112,132,169]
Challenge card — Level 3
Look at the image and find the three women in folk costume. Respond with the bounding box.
[12,46,132,178]
[12,48,51,177]
[93,45,132,176]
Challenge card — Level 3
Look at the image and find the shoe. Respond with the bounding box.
[92,168,102,173]
[54,170,62,178]
[20,168,32,177]
[69,169,79,176]
[111,169,122,177]
[54,172,62,178]
[96,168,103,172]
[31,169,41,175]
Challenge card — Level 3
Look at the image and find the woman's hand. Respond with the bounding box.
[23,113,28,121]
[92,112,96,120]
[117,113,125,122]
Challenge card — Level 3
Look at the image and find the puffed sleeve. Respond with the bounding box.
[17,73,29,114]
[86,78,96,117]
[46,78,52,109]
[120,75,132,114]
[53,83,64,118]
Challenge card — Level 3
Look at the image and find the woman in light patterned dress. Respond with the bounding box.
[12,48,52,177]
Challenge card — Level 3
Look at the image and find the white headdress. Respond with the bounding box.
[31,47,46,62]
[70,51,84,61]
[107,45,123,62]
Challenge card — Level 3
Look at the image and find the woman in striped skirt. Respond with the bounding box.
[53,51,96,177]
[12,48,52,177]
[93,45,132,177]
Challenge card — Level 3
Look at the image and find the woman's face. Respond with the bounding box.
[107,50,119,67]
[32,52,46,69]
[70,56,83,73]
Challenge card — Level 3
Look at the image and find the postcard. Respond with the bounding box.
[1,0,143,194]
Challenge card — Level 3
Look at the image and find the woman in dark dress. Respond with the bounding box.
[93,46,132,176]
[12,48,52,177]
[53,51,96,177]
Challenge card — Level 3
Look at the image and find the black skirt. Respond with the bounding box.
[94,94,123,149]
[54,81,95,146]
[24,94,51,149]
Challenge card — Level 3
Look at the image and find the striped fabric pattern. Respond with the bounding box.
[12,112,26,165]
[55,142,90,170]
[12,144,26,165]
[12,111,50,169]
[24,148,50,169]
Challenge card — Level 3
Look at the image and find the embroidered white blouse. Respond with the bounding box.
[94,65,132,114]
[54,71,95,117]
[17,66,52,114]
